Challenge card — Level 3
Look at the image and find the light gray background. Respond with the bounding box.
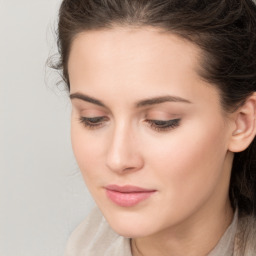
[1,1,95,255]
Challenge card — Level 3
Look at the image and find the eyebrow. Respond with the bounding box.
[136,95,192,107]
[69,93,192,108]
[70,93,106,107]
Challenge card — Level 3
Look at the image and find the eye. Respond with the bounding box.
[79,116,108,129]
[146,119,181,132]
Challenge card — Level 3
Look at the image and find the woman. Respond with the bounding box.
[52,0,256,255]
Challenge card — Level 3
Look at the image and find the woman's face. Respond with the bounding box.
[68,27,234,238]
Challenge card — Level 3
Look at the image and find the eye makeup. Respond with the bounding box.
[79,116,109,129]
[75,100,183,132]
[79,115,181,133]
[145,118,181,132]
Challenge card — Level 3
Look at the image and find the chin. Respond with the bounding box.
[109,220,155,238]
[101,206,161,238]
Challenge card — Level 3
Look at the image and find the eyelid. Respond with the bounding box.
[78,114,181,132]
[72,101,108,115]
[145,111,180,120]
[145,118,181,132]
[79,116,109,129]
[82,116,107,122]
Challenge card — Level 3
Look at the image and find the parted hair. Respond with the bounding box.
[52,0,256,252]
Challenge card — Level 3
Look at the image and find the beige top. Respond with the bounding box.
[64,207,254,256]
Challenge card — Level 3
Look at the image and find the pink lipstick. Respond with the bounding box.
[105,185,156,207]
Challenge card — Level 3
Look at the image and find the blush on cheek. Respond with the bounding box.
[71,124,105,182]
[151,120,228,201]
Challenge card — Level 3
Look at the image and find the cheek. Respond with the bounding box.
[147,117,229,204]
[71,119,103,179]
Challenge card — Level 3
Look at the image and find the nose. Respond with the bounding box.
[106,123,144,174]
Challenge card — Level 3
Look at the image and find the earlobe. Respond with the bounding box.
[228,93,256,153]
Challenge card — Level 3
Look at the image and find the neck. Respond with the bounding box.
[131,200,234,256]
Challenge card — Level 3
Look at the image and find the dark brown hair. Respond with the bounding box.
[52,0,256,216]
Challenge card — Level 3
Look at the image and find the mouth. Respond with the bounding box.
[104,184,157,207]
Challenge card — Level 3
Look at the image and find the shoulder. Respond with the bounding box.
[235,214,256,256]
[64,207,132,256]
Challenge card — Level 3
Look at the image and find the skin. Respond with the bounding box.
[68,26,237,256]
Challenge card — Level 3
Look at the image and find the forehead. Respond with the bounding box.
[67,26,221,110]
[68,26,202,83]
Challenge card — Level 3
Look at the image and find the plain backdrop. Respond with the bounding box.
[0,1,95,255]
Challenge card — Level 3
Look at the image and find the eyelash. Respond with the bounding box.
[146,119,181,132]
[79,116,108,129]
[79,116,181,132]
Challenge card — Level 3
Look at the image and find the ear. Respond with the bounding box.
[228,93,256,153]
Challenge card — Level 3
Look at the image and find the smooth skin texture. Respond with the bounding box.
[68,26,256,256]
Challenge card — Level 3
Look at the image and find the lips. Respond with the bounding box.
[105,185,156,207]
